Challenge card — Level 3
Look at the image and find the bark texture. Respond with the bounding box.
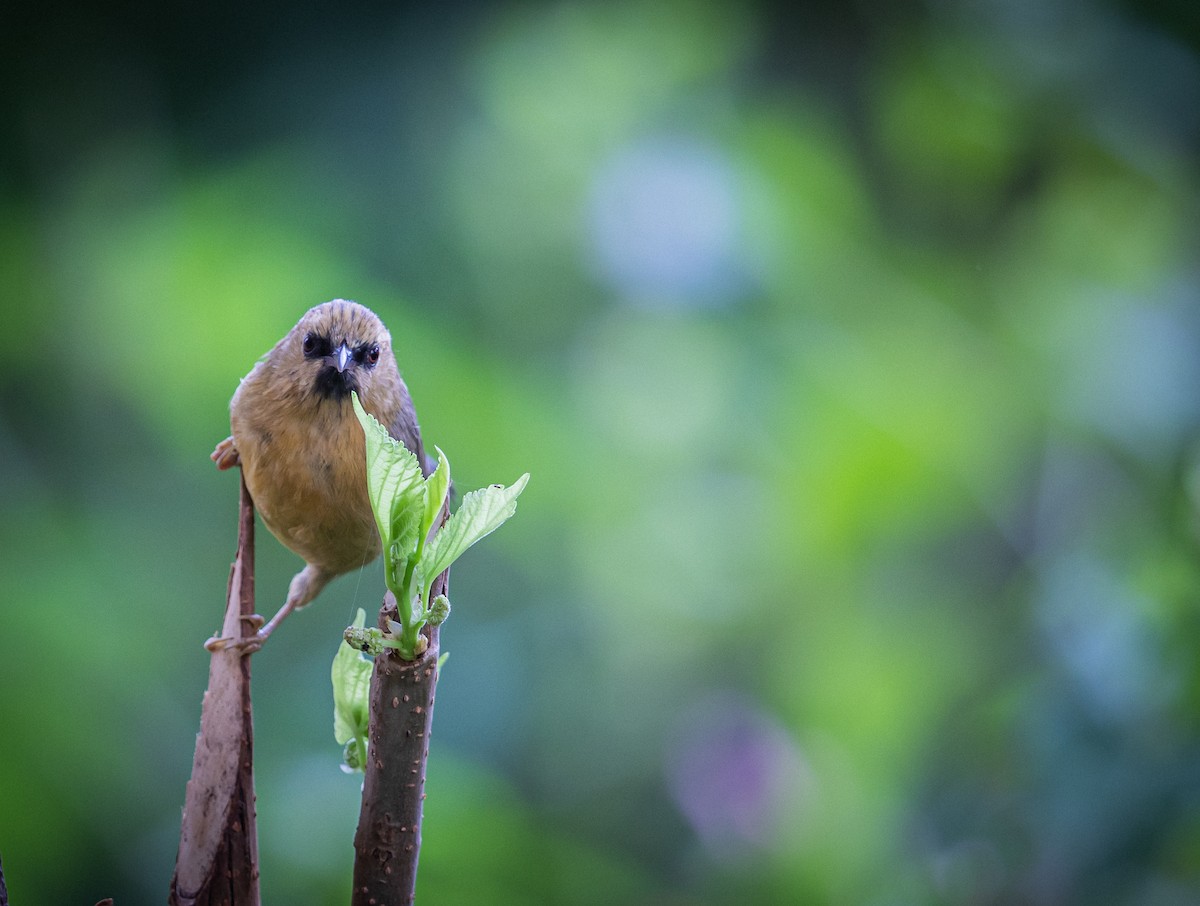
[350,568,447,906]
[170,475,260,906]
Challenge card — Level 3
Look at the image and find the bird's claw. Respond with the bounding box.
[211,436,241,470]
[204,614,267,654]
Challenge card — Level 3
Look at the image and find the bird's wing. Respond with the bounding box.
[389,397,431,477]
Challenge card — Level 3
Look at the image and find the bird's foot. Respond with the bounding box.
[204,613,266,654]
[211,436,241,470]
[202,567,327,654]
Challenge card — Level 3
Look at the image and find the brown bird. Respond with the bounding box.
[209,299,427,649]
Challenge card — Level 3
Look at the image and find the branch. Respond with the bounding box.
[351,565,449,906]
[170,475,260,906]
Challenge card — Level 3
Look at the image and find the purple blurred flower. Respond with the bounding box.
[665,692,810,858]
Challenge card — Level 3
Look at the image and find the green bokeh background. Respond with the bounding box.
[3,1,1200,903]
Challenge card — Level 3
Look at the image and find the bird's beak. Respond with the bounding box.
[332,342,352,374]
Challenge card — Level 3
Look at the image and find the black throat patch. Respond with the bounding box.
[313,366,357,401]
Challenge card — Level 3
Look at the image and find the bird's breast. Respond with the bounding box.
[233,401,380,576]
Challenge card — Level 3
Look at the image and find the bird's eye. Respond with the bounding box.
[302,334,331,358]
[366,344,381,367]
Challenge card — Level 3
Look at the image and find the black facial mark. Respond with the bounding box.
[313,366,357,400]
[303,333,332,359]
[355,342,382,368]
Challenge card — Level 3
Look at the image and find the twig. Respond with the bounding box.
[351,565,449,906]
[170,475,260,906]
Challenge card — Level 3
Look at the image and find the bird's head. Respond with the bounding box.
[287,299,395,404]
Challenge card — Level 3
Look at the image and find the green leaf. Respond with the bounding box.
[421,473,530,599]
[341,738,365,774]
[421,446,451,541]
[427,594,451,626]
[352,392,426,565]
[332,608,373,747]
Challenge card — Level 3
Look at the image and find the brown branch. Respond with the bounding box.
[351,565,449,906]
[170,474,260,906]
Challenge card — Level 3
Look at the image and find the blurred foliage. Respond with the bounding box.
[2,0,1200,904]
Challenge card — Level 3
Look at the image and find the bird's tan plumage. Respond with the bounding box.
[211,300,426,642]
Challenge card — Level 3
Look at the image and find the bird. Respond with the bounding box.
[208,299,427,649]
